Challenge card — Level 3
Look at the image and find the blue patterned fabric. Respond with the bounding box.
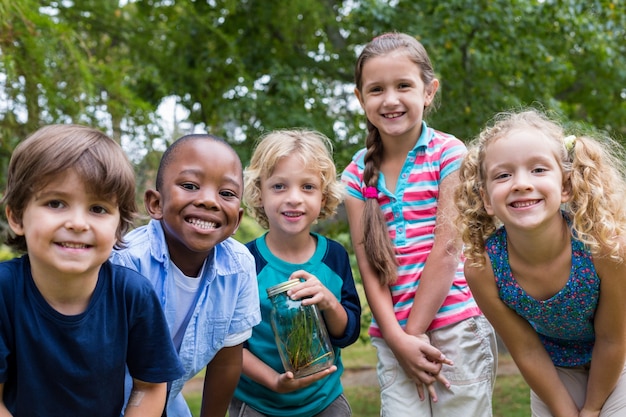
[486,224,598,367]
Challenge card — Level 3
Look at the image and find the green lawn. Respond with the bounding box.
[184,342,530,416]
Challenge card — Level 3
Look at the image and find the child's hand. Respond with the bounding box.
[287,270,337,312]
[579,408,600,417]
[273,365,337,393]
[391,333,453,402]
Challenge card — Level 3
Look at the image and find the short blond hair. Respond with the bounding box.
[244,129,344,229]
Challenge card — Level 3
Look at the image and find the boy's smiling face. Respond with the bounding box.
[7,169,120,283]
[146,138,243,275]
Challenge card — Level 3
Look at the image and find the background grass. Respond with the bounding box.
[183,341,530,417]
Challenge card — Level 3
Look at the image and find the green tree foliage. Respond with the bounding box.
[1,0,624,194]
[0,0,164,150]
[124,0,359,164]
[350,0,626,142]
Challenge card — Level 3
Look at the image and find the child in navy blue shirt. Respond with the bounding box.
[0,124,183,416]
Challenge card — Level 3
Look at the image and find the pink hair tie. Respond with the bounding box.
[363,186,378,199]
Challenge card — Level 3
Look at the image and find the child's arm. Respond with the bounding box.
[405,172,462,336]
[581,256,626,416]
[201,344,242,417]
[344,196,451,389]
[465,261,579,417]
[123,379,167,417]
[241,347,336,393]
[0,384,13,417]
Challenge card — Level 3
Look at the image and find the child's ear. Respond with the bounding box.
[425,79,440,107]
[144,189,164,220]
[354,87,365,110]
[561,175,572,203]
[480,187,495,216]
[5,206,24,236]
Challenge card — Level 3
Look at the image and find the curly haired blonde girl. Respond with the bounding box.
[456,108,626,267]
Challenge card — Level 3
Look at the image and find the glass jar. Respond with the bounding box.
[266,279,335,378]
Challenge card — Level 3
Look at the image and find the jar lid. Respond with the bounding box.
[266,279,301,297]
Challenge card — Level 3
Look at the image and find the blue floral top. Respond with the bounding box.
[485,225,598,367]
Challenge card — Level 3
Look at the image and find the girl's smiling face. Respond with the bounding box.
[480,127,570,230]
[355,50,438,143]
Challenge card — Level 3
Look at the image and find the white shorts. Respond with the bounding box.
[372,315,497,417]
[531,363,626,416]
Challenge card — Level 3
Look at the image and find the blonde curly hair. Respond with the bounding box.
[456,109,626,266]
[243,129,344,229]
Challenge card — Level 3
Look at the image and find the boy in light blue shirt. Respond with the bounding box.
[111,134,261,416]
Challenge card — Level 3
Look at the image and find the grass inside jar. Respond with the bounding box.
[280,305,333,373]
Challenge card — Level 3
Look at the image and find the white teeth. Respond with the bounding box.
[283,212,301,218]
[512,200,538,208]
[188,218,216,229]
[60,242,88,249]
[384,112,402,118]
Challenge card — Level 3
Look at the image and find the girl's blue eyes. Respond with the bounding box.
[492,167,549,180]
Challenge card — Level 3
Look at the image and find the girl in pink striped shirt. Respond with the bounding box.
[342,32,497,416]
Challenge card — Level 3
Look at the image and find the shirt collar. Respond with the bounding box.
[355,121,431,169]
[147,219,245,277]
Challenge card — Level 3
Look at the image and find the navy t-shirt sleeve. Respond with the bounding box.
[324,240,361,348]
[113,265,184,383]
